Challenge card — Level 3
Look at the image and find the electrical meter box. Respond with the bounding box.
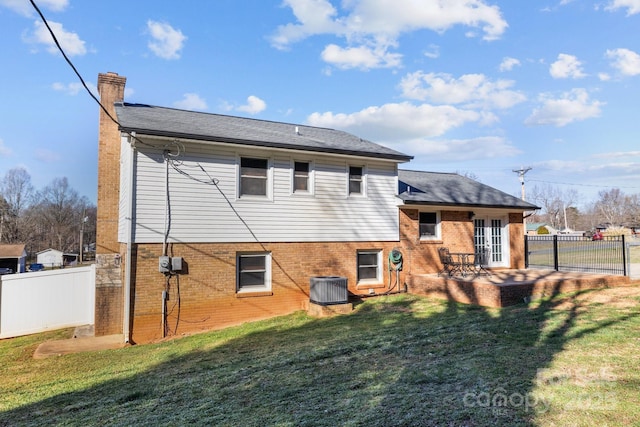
[171,257,183,272]
[159,256,183,273]
[159,256,171,273]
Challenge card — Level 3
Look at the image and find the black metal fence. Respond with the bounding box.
[525,235,628,276]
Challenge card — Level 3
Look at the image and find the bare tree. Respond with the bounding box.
[528,184,580,230]
[622,193,640,226]
[594,188,626,226]
[30,177,90,253]
[0,167,34,243]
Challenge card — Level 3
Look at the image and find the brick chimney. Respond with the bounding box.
[95,72,126,337]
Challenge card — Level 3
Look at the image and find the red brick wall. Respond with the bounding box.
[96,72,125,255]
[95,72,126,336]
[399,208,476,276]
[127,241,406,343]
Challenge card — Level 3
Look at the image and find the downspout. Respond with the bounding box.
[123,132,136,344]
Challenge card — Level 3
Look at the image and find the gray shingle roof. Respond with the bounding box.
[398,169,540,210]
[114,103,413,162]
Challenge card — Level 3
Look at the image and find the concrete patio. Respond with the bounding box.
[407,268,633,308]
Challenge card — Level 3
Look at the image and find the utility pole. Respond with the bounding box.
[513,166,532,234]
[79,213,88,264]
[513,166,532,201]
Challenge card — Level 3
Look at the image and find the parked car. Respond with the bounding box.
[0,267,14,275]
[592,231,604,241]
[29,263,45,272]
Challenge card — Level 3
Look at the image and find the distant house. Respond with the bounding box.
[36,249,79,268]
[0,244,27,273]
[94,72,539,343]
[37,249,63,268]
[526,223,557,235]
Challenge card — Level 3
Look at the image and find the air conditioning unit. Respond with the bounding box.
[310,276,348,305]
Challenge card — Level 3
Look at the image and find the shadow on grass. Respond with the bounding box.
[1,280,638,426]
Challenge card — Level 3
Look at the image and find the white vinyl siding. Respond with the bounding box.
[124,139,402,243]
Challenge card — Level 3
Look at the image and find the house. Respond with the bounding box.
[36,248,79,268]
[36,248,63,268]
[398,170,538,271]
[0,244,27,273]
[526,222,557,235]
[95,72,539,344]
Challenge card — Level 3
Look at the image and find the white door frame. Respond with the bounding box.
[474,215,510,268]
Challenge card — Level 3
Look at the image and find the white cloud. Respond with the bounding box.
[271,0,508,69]
[173,93,208,111]
[549,53,586,79]
[236,96,267,114]
[0,0,68,17]
[27,20,87,56]
[270,0,341,48]
[147,20,187,60]
[423,44,440,59]
[594,150,640,158]
[401,136,521,162]
[321,44,402,69]
[52,81,97,97]
[525,88,603,127]
[0,138,12,156]
[499,57,520,72]
[399,71,526,110]
[606,48,640,76]
[606,0,640,15]
[307,102,484,142]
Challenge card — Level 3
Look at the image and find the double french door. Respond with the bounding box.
[473,217,509,268]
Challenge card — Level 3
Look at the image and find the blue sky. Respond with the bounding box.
[1,0,639,206]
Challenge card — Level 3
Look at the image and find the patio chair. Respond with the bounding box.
[437,247,463,277]
[472,248,491,277]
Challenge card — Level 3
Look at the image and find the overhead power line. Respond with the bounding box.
[29,0,118,126]
[529,178,640,190]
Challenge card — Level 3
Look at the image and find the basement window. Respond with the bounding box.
[237,252,272,293]
[357,250,382,284]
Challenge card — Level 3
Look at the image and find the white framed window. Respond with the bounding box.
[292,161,313,194]
[240,157,269,197]
[237,252,272,293]
[419,211,441,240]
[349,165,365,196]
[357,249,382,284]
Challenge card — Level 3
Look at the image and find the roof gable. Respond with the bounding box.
[115,103,412,162]
[0,244,26,258]
[398,169,540,210]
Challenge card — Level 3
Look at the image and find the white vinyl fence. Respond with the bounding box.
[0,265,95,339]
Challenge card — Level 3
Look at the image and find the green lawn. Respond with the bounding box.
[1,286,640,426]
